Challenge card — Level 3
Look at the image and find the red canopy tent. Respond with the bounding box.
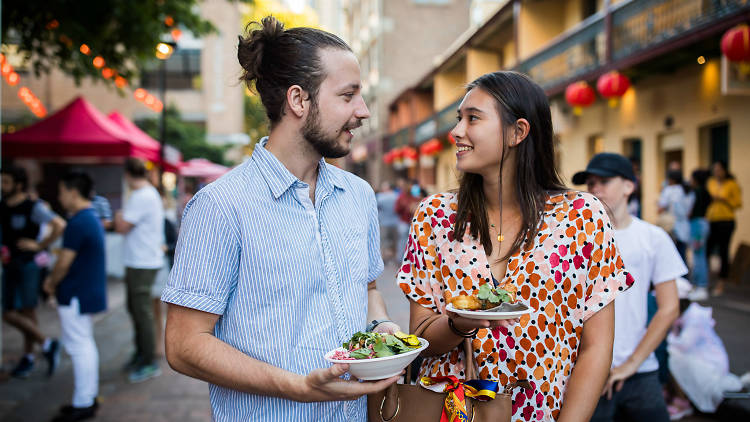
[3,97,180,172]
[108,111,181,173]
[180,158,229,181]
[3,96,134,158]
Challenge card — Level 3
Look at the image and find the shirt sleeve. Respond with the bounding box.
[366,187,385,281]
[396,197,441,312]
[122,192,144,225]
[160,190,240,315]
[650,225,688,284]
[93,196,113,220]
[62,218,84,252]
[31,201,57,225]
[727,180,742,210]
[582,196,635,321]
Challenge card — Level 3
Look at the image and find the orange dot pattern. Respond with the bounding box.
[397,191,633,421]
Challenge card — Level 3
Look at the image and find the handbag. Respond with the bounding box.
[367,315,531,422]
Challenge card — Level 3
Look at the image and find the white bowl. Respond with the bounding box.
[324,338,429,381]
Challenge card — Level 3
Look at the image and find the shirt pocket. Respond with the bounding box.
[337,226,369,285]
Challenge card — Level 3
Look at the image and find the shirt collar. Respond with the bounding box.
[251,137,346,199]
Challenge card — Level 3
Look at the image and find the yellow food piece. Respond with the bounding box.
[449,295,482,310]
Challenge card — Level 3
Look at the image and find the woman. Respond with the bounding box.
[706,161,742,296]
[658,170,692,262]
[687,169,712,301]
[397,71,633,421]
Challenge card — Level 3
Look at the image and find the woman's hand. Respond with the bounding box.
[446,310,519,333]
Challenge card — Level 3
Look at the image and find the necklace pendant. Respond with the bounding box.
[498,234,504,242]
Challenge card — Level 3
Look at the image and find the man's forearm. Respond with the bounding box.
[39,217,65,250]
[166,329,308,401]
[624,307,678,370]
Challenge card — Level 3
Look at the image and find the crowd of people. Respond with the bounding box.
[2,158,176,421]
[2,15,746,422]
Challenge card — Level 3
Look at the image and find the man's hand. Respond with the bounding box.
[42,276,56,296]
[601,361,637,399]
[373,321,401,335]
[17,238,41,252]
[297,364,400,402]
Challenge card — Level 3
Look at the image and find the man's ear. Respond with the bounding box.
[286,85,309,118]
[623,179,635,196]
[511,118,530,147]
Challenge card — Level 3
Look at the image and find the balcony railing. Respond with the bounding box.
[516,13,607,92]
[612,0,749,61]
[515,0,750,91]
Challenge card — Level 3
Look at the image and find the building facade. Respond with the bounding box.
[387,0,750,257]
[340,0,472,185]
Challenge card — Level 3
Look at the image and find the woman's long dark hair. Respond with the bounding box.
[453,71,566,260]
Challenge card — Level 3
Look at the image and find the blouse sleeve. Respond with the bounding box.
[396,197,442,313]
[582,195,634,321]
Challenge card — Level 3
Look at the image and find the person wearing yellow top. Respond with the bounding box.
[706,161,742,295]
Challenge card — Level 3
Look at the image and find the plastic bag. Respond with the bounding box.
[667,303,742,412]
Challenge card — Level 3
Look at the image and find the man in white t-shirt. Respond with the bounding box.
[114,158,164,383]
[573,153,685,422]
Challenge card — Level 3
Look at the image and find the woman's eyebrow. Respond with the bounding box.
[458,106,485,115]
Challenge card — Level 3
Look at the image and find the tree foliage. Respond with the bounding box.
[136,105,228,166]
[1,0,232,85]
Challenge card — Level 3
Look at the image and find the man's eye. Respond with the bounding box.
[469,115,478,121]
[456,115,462,122]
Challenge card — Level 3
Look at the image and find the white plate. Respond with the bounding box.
[445,302,531,320]
[324,338,429,381]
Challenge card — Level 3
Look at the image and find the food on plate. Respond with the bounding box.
[334,331,422,360]
[449,282,518,311]
[448,295,481,310]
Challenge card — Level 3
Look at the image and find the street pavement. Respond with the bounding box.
[1,263,748,421]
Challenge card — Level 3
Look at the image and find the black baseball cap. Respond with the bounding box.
[572,152,636,185]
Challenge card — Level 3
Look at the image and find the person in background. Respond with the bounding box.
[375,182,399,265]
[706,160,742,296]
[658,170,692,262]
[574,153,683,422]
[687,169,712,301]
[43,172,107,422]
[1,165,64,378]
[151,189,177,357]
[90,191,113,231]
[114,158,165,383]
[394,179,421,260]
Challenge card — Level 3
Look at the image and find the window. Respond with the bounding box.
[140,49,201,91]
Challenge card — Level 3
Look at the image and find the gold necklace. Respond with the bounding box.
[490,223,504,242]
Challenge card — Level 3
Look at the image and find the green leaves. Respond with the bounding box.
[477,283,512,304]
[343,332,420,359]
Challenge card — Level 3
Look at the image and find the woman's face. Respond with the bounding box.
[712,162,726,180]
[451,88,505,176]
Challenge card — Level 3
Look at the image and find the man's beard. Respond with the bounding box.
[301,104,353,159]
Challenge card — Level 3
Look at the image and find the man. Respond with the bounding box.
[1,165,64,378]
[162,16,400,421]
[375,182,399,264]
[90,191,113,230]
[114,158,164,383]
[43,172,107,422]
[573,153,684,422]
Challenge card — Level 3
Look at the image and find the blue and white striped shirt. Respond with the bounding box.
[162,138,383,421]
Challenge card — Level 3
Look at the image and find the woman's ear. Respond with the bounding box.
[286,85,309,118]
[511,118,530,147]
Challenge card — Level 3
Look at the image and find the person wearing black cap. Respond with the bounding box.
[574,153,685,422]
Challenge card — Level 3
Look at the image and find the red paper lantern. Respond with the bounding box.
[565,81,595,115]
[402,146,418,161]
[721,24,750,62]
[419,138,443,156]
[383,150,394,164]
[596,71,630,107]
